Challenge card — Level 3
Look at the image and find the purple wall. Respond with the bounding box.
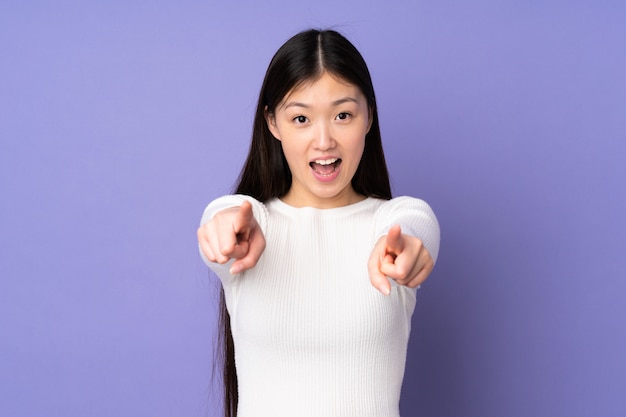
[1,1,625,416]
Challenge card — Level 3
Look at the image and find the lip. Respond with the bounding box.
[309,157,342,183]
[309,155,340,164]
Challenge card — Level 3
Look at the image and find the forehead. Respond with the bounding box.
[279,72,364,107]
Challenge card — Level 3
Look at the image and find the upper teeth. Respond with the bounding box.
[315,158,337,165]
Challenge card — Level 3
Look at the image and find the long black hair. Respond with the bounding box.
[217,28,392,417]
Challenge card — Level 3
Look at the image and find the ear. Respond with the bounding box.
[264,106,281,141]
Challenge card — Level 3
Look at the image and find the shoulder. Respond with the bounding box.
[200,194,268,229]
[375,196,436,218]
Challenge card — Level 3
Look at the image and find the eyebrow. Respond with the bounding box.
[283,97,359,109]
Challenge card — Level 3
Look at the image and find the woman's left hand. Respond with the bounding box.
[368,225,434,295]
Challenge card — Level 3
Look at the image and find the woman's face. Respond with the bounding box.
[266,72,371,209]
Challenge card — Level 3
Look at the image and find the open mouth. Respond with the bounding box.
[310,158,342,176]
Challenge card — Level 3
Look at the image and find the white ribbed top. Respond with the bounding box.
[200,195,440,417]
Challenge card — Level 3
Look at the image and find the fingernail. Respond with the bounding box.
[229,264,241,275]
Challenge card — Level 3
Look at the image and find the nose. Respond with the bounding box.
[314,122,335,150]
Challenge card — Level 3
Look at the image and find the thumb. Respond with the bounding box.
[368,247,392,296]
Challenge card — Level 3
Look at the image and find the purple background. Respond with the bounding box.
[2,1,625,416]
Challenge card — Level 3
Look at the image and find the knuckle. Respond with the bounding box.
[395,264,409,278]
[219,242,234,256]
[216,253,230,264]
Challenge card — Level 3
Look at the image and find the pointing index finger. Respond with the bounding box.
[234,200,254,236]
[385,225,404,255]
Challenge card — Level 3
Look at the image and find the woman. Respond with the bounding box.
[198,29,440,417]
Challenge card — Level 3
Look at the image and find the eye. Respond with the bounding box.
[336,112,351,121]
[293,115,308,124]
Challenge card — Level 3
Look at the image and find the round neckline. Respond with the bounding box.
[269,196,378,215]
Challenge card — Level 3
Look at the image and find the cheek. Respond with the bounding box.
[275,123,305,145]
[346,130,367,155]
[350,138,367,168]
[278,138,304,167]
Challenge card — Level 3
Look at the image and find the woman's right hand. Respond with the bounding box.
[197,200,266,274]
